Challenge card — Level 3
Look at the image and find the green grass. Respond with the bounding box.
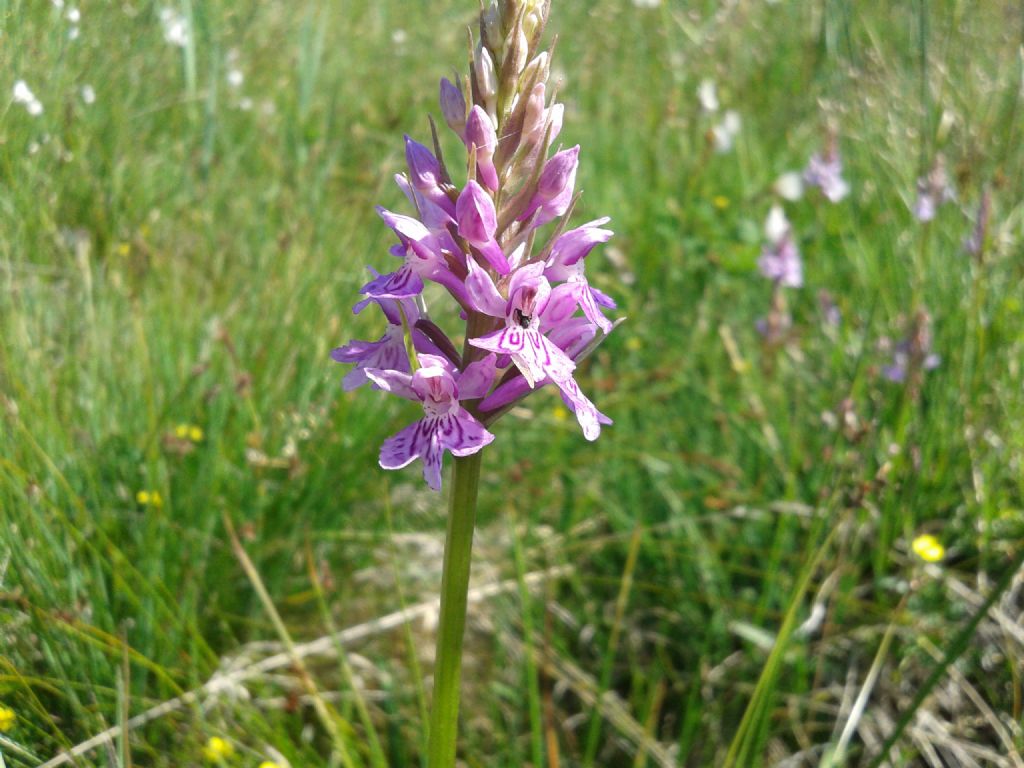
[2,0,1023,765]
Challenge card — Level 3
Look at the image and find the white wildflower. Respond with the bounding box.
[12,80,43,116]
[159,8,189,48]
[697,79,719,113]
[773,171,805,201]
[81,85,96,105]
[764,204,790,244]
[227,69,244,88]
[711,110,741,153]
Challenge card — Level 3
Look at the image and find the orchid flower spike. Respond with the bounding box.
[331,0,620,489]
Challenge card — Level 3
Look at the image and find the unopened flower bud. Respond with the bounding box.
[764,204,789,244]
[440,78,466,137]
[465,105,499,191]
[456,180,498,244]
[773,171,804,202]
[507,26,529,75]
[475,44,499,115]
[519,145,578,226]
[523,8,543,40]
[456,180,509,274]
[545,102,564,144]
[522,83,546,143]
[521,52,549,89]
[536,146,578,200]
[482,2,504,53]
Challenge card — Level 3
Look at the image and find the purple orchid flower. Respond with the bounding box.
[365,354,497,490]
[543,217,615,333]
[361,208,470,306]
[882,311,941,382]
[465,261,605,440]
[331,294,436,390]
[479,316,612,428]
[963,188,991,259]
[804,149,849,203]
[758,206,803,288]
[758,232,802,288]
[883,344,941,383]
[913,157,956,223]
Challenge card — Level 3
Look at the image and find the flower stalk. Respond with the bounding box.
[427,452,483,768]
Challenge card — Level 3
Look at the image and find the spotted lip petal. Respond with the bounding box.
[438,410,495,457]
[475,334,609,441]
[372,352,497,491]
[470,323,575,391]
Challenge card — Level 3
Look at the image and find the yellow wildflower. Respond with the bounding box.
[202,736,235,762]
[551,406,568,423]
[0,704,15,732]
[116,242,131,257]
[625,337,642,352]
[912,534,945,563]
[258,763,281,768]
[136,490,163,508]
[713,195,730,210]
[175,423,204,442]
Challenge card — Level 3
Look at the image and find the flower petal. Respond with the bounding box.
[363,368,418,400]
[420,427,445,490]
[471,326,528,355]
[577,282,613,334]
[465,256,507,316]
[457,354,498,400]
[361,265,424,299]
[478,375,533,412]
[437,410,495,457]
[379,420,428,470]
[552,373,605,441]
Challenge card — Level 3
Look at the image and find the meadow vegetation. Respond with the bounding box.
[1,0,1023,765]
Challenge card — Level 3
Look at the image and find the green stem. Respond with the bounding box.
[427,451,484,768]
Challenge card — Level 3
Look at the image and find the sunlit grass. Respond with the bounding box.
[2,0,1023,766]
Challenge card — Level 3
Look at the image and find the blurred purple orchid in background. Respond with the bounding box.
[913,155,956,222]
[882,310,940,383]
[804,132,849,203]
[758,205,803,288]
